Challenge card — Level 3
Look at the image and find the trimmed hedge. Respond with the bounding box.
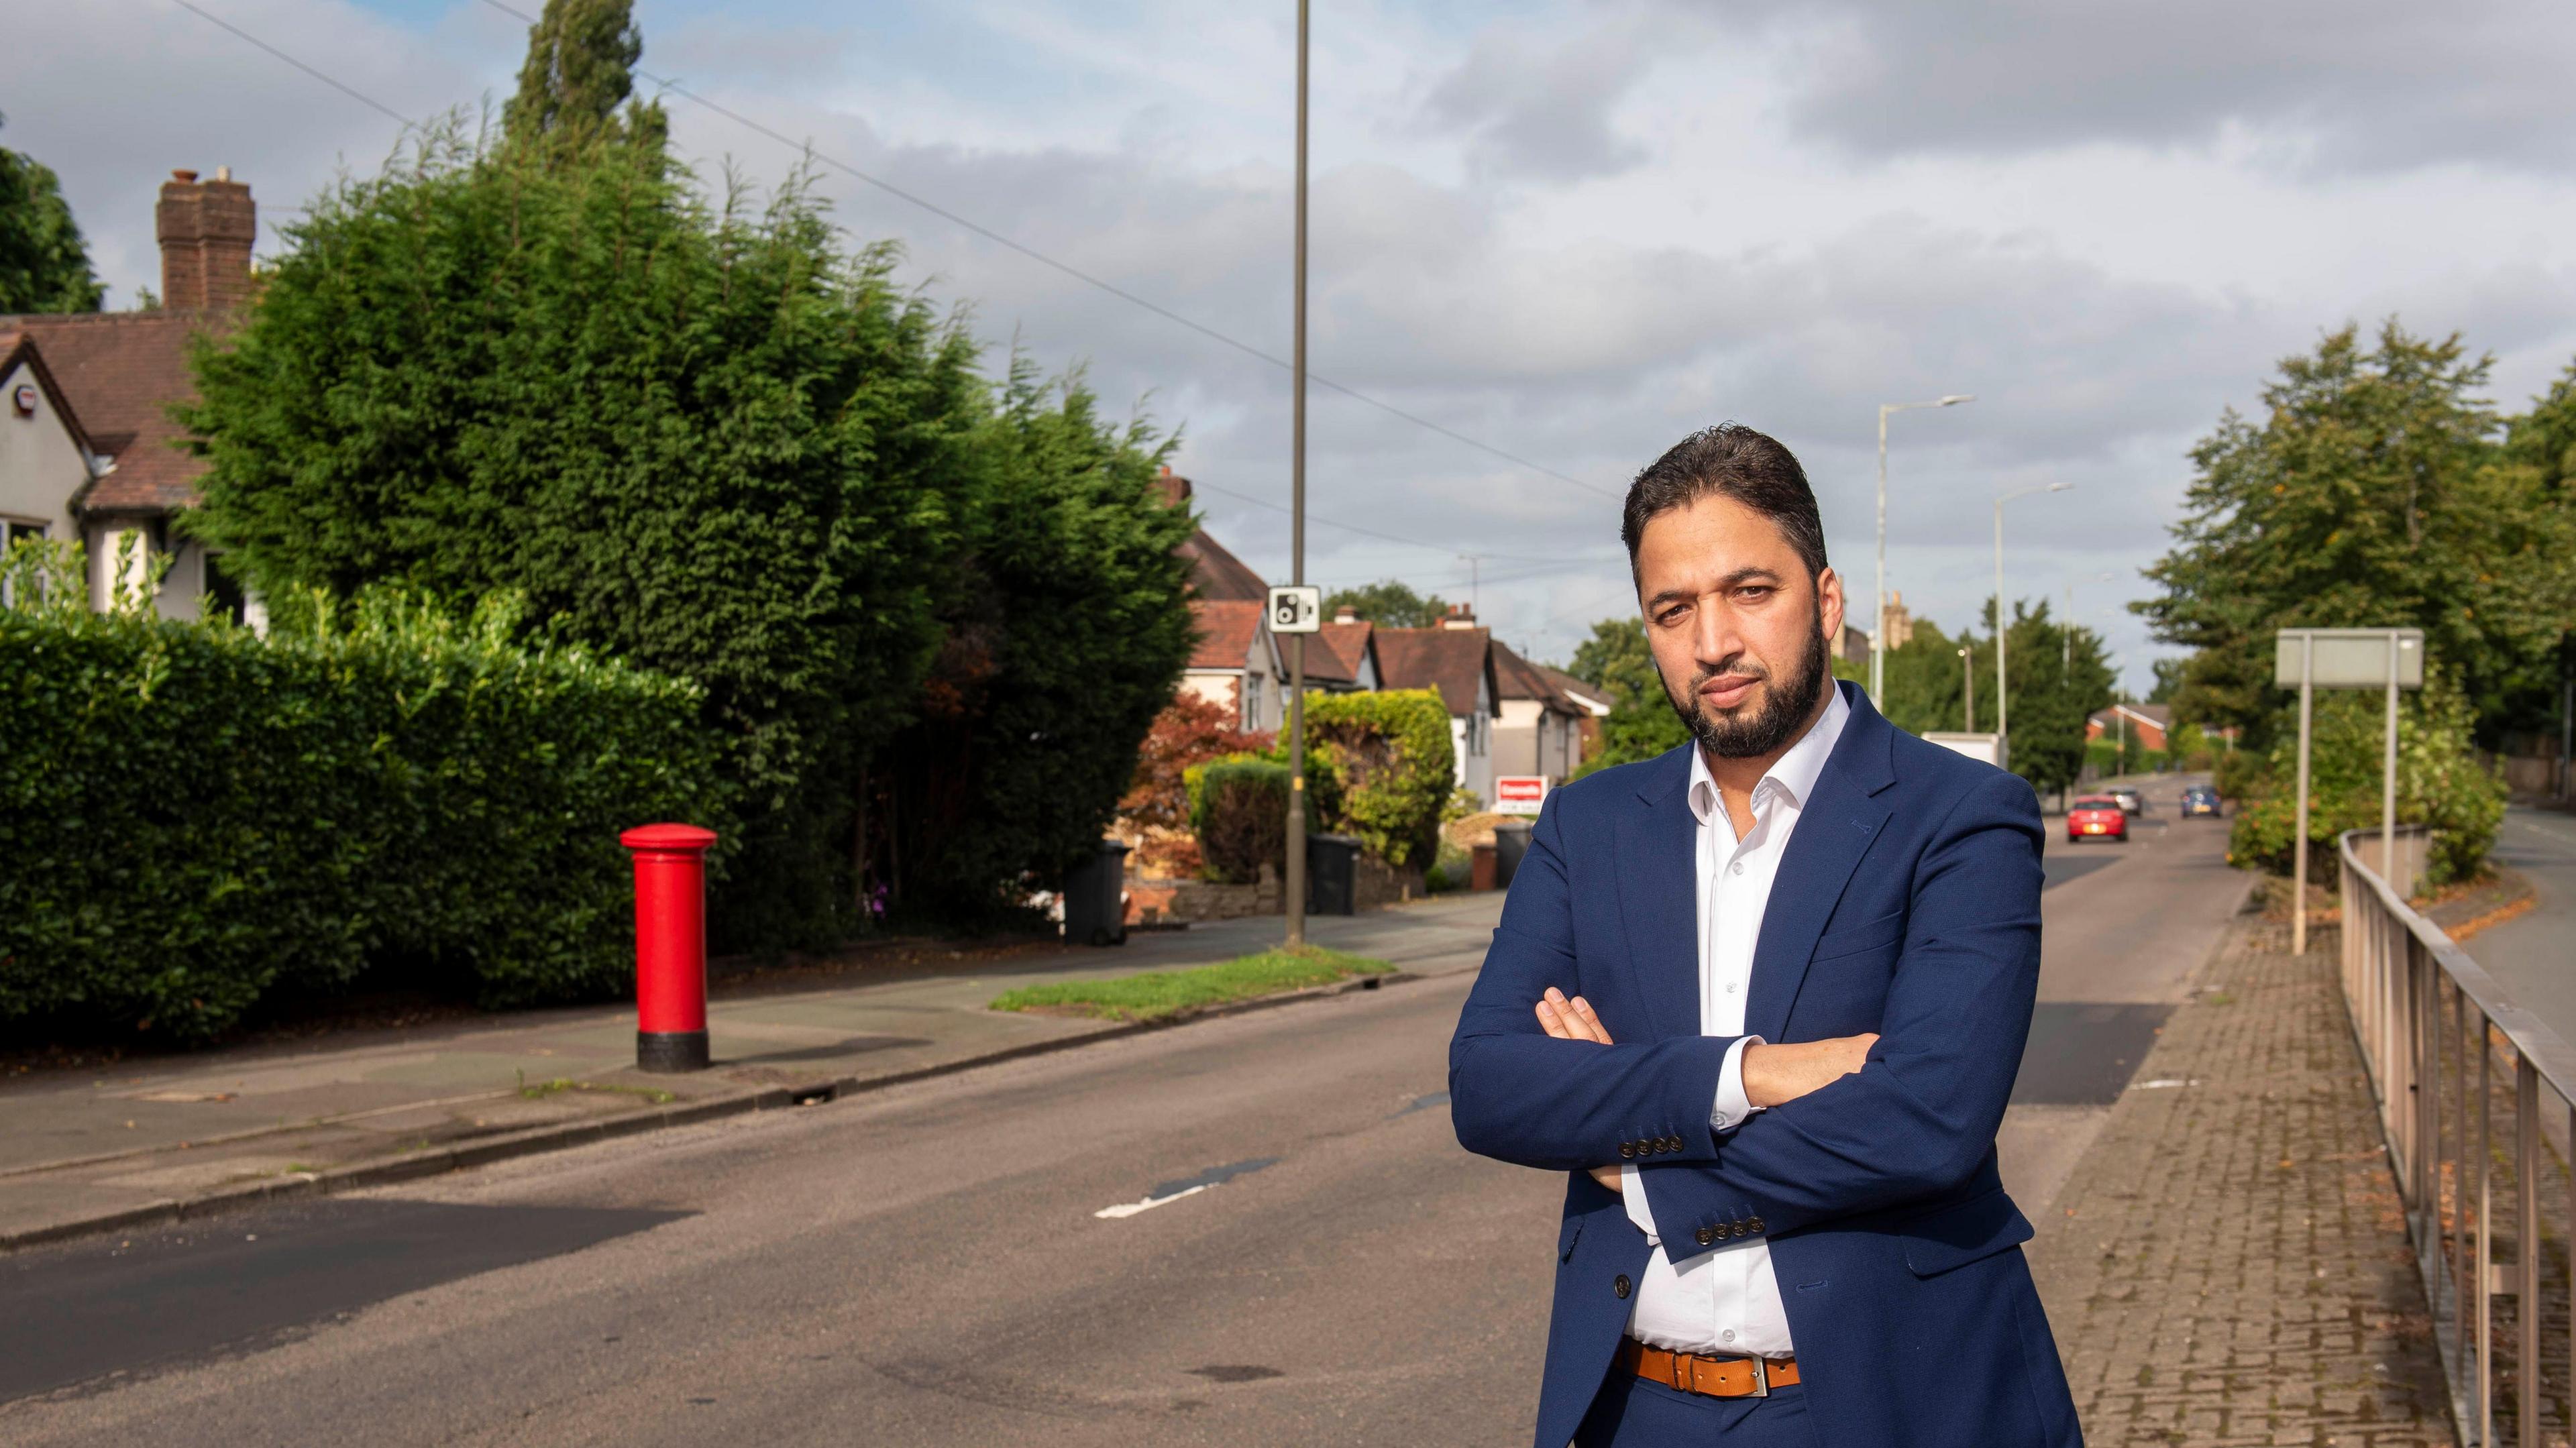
[1186,757,1289,884]
[0,586,727,1041]
[1297,689,1454,869]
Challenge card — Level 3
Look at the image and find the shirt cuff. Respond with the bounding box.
[1712,1034,1766,1133]
[1620,1164,1660,1247]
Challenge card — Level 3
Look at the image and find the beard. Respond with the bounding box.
[1661,606,1832,760]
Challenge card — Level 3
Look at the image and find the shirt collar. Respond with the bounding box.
[1686,683,1851,827]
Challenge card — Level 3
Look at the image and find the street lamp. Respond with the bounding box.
[1873,394,1974,709]
[1957,644,1974,731]
[1992,482,2074,770]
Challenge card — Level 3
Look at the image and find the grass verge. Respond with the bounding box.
[987,945,1395,1023]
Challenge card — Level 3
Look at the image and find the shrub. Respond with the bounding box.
[1295,690,1454,868]
[2228,680,2505,887]
[1187,758,1290,884]
[2213,748,2269,803]
[0,577,726,1041]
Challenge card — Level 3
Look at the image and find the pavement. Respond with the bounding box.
[0,895,1509,1252]
[0,770,2456,1445]
[2029,913,2454,1447]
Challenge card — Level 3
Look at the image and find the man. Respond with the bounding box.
[1450,425,2080,1447]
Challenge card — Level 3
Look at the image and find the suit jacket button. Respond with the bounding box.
[1665,1135,1683,1154]
[1713,1221,1731,1241]
[1749,1217,1765,1235]
[1613,1274,1631,1300]
[1618,1141,1635,1160]
[1695,1227,1715,1247]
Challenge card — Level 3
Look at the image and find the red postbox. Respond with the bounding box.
[621,823,717,1072]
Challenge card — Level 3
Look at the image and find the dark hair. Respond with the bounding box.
[1620,423,1827,578]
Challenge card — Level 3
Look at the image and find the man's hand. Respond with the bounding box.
[1741,1034,1878,1108]
[1533,989,1625,1191]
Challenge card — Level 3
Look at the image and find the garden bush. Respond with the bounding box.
[1187,757,1290,884]
[1293,690,1454,869]
[2227,681,2504,887]
[0,573,727,1041]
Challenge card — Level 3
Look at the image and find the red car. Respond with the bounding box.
[2068,796,2129,844]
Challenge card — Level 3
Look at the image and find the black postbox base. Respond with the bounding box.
[637,1029,710,1073]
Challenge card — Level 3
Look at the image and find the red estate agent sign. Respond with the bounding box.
[621,823,718,1072]
[1493,776,1548,816]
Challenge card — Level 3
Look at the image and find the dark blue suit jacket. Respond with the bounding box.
[1450,684,2081,1448]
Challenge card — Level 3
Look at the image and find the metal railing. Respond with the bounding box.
[2340,825,2576,1448]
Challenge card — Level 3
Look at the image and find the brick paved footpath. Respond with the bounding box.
[2028,917,2457,1447]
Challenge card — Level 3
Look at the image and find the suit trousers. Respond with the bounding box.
[1572,1372,1820,1447]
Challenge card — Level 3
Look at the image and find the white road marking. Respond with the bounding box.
[2132,1078,2198,1090]
[1095,1184,1211,1219]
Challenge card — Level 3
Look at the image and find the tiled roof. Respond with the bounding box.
[1534,663,1614,714]
[1375,626,1497,719]
[1189,599,1267,671]
[2,310,219,515]
[1492,641,1585,716]
[1304,618,1374,685]
[0,331,96,459]
[1179,528,1267,602]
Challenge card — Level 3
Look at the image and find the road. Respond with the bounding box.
[1,774,2246,1446]
[2464,803,2576,1044]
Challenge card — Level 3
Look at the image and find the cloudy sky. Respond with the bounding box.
[14,0,2576,689]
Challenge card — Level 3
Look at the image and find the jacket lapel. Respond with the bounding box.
[1744,684,1899,1044]
[1613,744,1700,1041]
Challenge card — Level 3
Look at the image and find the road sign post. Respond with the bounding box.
[2274,628,2423,954]
[1286,0,1311,950]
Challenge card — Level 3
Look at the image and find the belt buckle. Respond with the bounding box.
[1747,1357,1770,1398]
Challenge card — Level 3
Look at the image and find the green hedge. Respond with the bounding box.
[1296,689,1454,869]
[0,584,727,1041]
[1185,757,1289,884]
[2227,682,2504,887]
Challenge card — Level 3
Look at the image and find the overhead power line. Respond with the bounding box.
[169,0,418,127]
[456,0,1619,501]
[1187,477,1616,567]
[172,0,1620,500]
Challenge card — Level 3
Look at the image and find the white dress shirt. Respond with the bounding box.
[1619,685,1850,1357]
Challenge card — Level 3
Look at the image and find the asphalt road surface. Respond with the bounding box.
[2465,804,2576,1044]
[1,775,2247,1447]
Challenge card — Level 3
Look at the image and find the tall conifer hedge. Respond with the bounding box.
[181,128,1192,943]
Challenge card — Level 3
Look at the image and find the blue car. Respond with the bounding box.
[2181,785,2222,818]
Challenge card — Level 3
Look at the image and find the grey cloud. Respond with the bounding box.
[1411,9,1706,183]
[1712,0,2576,174]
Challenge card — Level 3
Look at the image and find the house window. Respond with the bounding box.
[1,519,46,609]
[1243,671,1265,730]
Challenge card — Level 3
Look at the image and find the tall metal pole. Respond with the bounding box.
[2293,635,2314,956]
[1283,0,1310,949]
[1874,406,1889,709]
[1960,645,1973,731]
[2383,631,2400,894]
[1994,496,2008,769]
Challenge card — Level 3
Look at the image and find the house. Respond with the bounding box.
[1531,661,1613,763]
[1181,598,1283,732]
[2086,702,2171,752]
[1375,604,1503,805]
[1492,639,1589,784]
[1,168,254,621]
[1307,605,1381,691]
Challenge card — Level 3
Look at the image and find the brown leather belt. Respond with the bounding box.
[1617,1339,1801,1399]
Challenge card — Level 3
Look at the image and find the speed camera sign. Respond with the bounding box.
[1268,585,1322,634]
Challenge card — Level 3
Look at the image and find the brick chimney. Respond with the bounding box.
[1333,604,1360,625]
[1440,602,1478,630]
[1154,464,1194,508]
[157,168,256,312]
